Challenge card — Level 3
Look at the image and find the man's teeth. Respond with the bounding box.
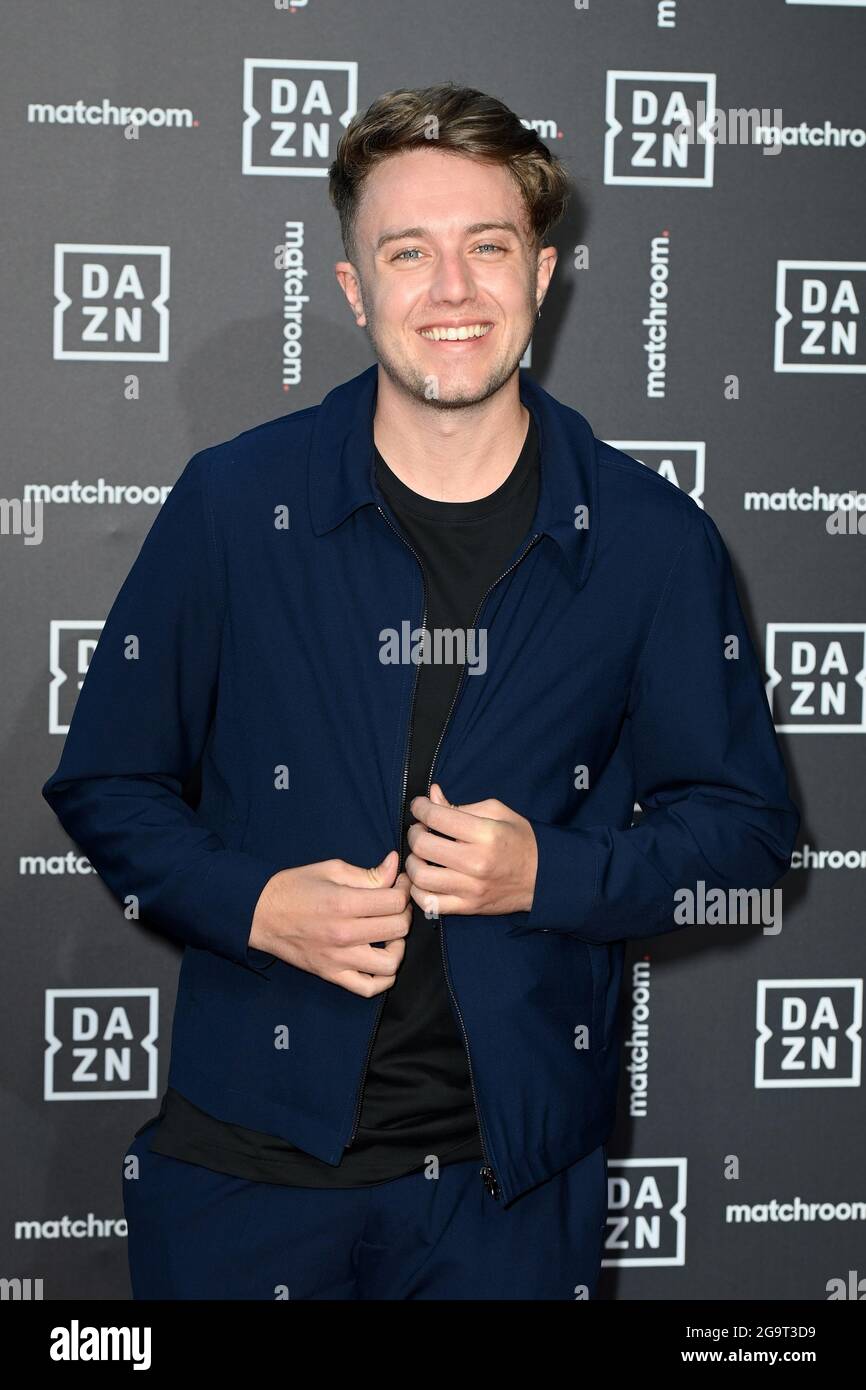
[419,324,493,341]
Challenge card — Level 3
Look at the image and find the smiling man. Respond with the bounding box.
[42,83,799,1301]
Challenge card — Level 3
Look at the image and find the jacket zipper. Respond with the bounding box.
[426,530,541,1200]
[344,505,429,1148]
[346,503,541,1202]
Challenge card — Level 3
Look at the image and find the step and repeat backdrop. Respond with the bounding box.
[2,0,863,1302]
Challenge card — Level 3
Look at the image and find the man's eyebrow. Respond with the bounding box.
[374,221,524,251]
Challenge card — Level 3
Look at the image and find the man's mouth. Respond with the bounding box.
[417,323,494,342]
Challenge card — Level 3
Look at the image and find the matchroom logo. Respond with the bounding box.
[774,262,866,373]
[44,988,159,1100]
[604,71,716,186]
[602,1158,687,1267]
[49,620,104,735]
[605,441,705,507]
[765,624,866,733]
[755,980,863,1088]
[53,245,170,361]
[242,59,358,176]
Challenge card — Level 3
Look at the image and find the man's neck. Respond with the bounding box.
[372,367,530,504]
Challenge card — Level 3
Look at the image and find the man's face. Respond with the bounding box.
[336,147,556,409]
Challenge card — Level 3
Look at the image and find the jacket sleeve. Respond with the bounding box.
[41,451,284,973]
[524,506,800,943]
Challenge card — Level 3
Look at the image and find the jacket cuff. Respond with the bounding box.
[524,818,598,934]
[191,851,284,973]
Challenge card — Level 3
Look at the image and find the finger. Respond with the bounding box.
[441,795,510,821]
[408,882,468,917]
[334,879,412,919]
[405,827,479,873]
[337,939,406,975]
[329,852,399,888]
[409,795,489,843]
[333,969,399,998]
[404,854,478,898]
[329,910,412,946]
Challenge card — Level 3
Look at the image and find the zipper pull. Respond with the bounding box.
[480,1165,501,1200]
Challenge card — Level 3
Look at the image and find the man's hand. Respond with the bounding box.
[405,784,538,919]
[248,850,411,996]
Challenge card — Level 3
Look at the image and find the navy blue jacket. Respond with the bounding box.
[42,364,799,1206]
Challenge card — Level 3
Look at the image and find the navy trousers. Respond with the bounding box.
[122,1119,608,1300]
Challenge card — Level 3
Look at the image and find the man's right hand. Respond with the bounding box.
[248,850,411,996]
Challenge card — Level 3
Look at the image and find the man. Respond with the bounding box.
[42,83,799,1301]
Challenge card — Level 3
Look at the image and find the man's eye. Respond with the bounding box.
[392,243,505,262]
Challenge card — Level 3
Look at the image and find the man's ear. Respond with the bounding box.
[535,243,558,310]
[334,262,367,325]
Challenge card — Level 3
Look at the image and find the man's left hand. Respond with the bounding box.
[405,783,538,919]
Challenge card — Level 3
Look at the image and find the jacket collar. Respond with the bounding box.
[306,362,598,589]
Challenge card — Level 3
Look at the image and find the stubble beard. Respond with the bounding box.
[362,291,537,412]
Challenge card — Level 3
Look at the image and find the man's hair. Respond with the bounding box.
[328,82,571,266]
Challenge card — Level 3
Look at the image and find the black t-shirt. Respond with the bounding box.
[147,411,540,1187]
